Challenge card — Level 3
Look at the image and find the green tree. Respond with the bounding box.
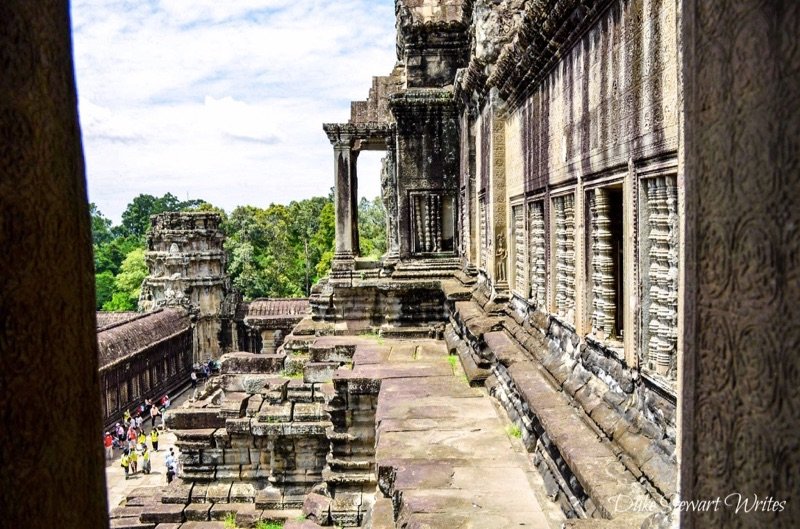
[94,270,115,310]
[120,192,205,239]
[102,247,147,311]
[358,196,387,259]
[90,203,113,246]
[223,195,336,299]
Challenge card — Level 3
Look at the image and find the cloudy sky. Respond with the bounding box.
[70,0,397,224]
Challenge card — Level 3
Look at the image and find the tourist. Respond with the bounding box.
[127,425,137,449]
[149,403,160,428]
[190,370,197,389]
[115,423,125,445]
[129,446,138,474]
[135,414,143,431]
[137,430,146,448]
[151,428,159,452]
[104,432,114,460]
[120,451,130,480]
[165,449,175,484]
[141,445,151,474]
[123,409,131,426]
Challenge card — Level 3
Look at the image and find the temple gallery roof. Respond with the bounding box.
[97,309,191,369]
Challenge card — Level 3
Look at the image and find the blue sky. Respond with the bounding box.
[71,0,397,223]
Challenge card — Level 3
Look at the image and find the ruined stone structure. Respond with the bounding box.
[2,1,798,529]
[234,298,310,354]
[97,309,193,428]
[139,211,233,362]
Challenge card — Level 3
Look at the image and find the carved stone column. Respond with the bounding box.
[554,194,576,322]
[488,91,508,294]
[528,201,546,311]
[327,130,356,271]
[589,189,616,338]
[381,133,400,263]
[644,176,678,377]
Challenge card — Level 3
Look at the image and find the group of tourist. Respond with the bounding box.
[102,394,176,481]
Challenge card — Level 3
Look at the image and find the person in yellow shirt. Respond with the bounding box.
[120,452,130,480]
[142,445,151,474]
[137,431,146,448]
[151,429,159,452]
[129,447,138,474]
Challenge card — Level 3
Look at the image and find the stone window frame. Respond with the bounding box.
[509,197,527,300]
[408,190,458,256]
[478,191,489,272]
[583,178,626,347]
[527,196,548,313]
[637,160,680,383]
[550,189,577,324]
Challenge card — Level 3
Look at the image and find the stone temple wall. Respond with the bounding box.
[447,0,682,522]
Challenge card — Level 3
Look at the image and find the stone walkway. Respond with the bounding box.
[105,390,192,511]
[328,336,565,528]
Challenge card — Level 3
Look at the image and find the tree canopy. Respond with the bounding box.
[92,192,387,310]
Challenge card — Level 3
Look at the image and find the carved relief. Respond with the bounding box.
[495,232,507,282]
[642,176,678,379]
[528,201,546,310]
[554,194,575,321]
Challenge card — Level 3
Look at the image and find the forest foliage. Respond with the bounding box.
[92,192,386,310]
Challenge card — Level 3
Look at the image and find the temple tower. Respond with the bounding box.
[139,211,231,361]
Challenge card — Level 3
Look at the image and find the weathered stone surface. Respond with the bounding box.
[179,522,226,529]
[205,482,232,503]
[302,493,332,525]
[109,519,156,529]
[220,352,283,374]
[167,410,225,431]
[303,362,338,383]
[160,482,193,504]
[229,482,256,503]
[184,503,211,521]
[284,521,326,529]
[139,503,185,524]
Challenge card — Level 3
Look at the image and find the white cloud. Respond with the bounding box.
[71,0,397,223]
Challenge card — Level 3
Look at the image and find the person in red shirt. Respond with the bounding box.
[127,425,137,450]
[104,432,114,460]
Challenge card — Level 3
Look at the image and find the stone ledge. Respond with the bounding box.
[139,503,185,524]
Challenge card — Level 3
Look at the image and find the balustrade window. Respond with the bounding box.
[553,194,576,321]
[528,201,546,310]
[588,186,624,340]
[512,205,526,297]
[411,192,455,253]
[479,197,488,269]
[641,176,678,379]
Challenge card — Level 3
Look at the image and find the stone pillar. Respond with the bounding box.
[382,133,401,264]
[331,136,356,271]
[0,2,109,527]
[488,91,509,295]
[350,148,360,257]
[680,0,800,527]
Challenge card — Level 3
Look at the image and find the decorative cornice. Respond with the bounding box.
[487,0,611,109]
[322,122,395,145]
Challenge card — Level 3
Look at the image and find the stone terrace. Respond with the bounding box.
[326,336,564,528]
